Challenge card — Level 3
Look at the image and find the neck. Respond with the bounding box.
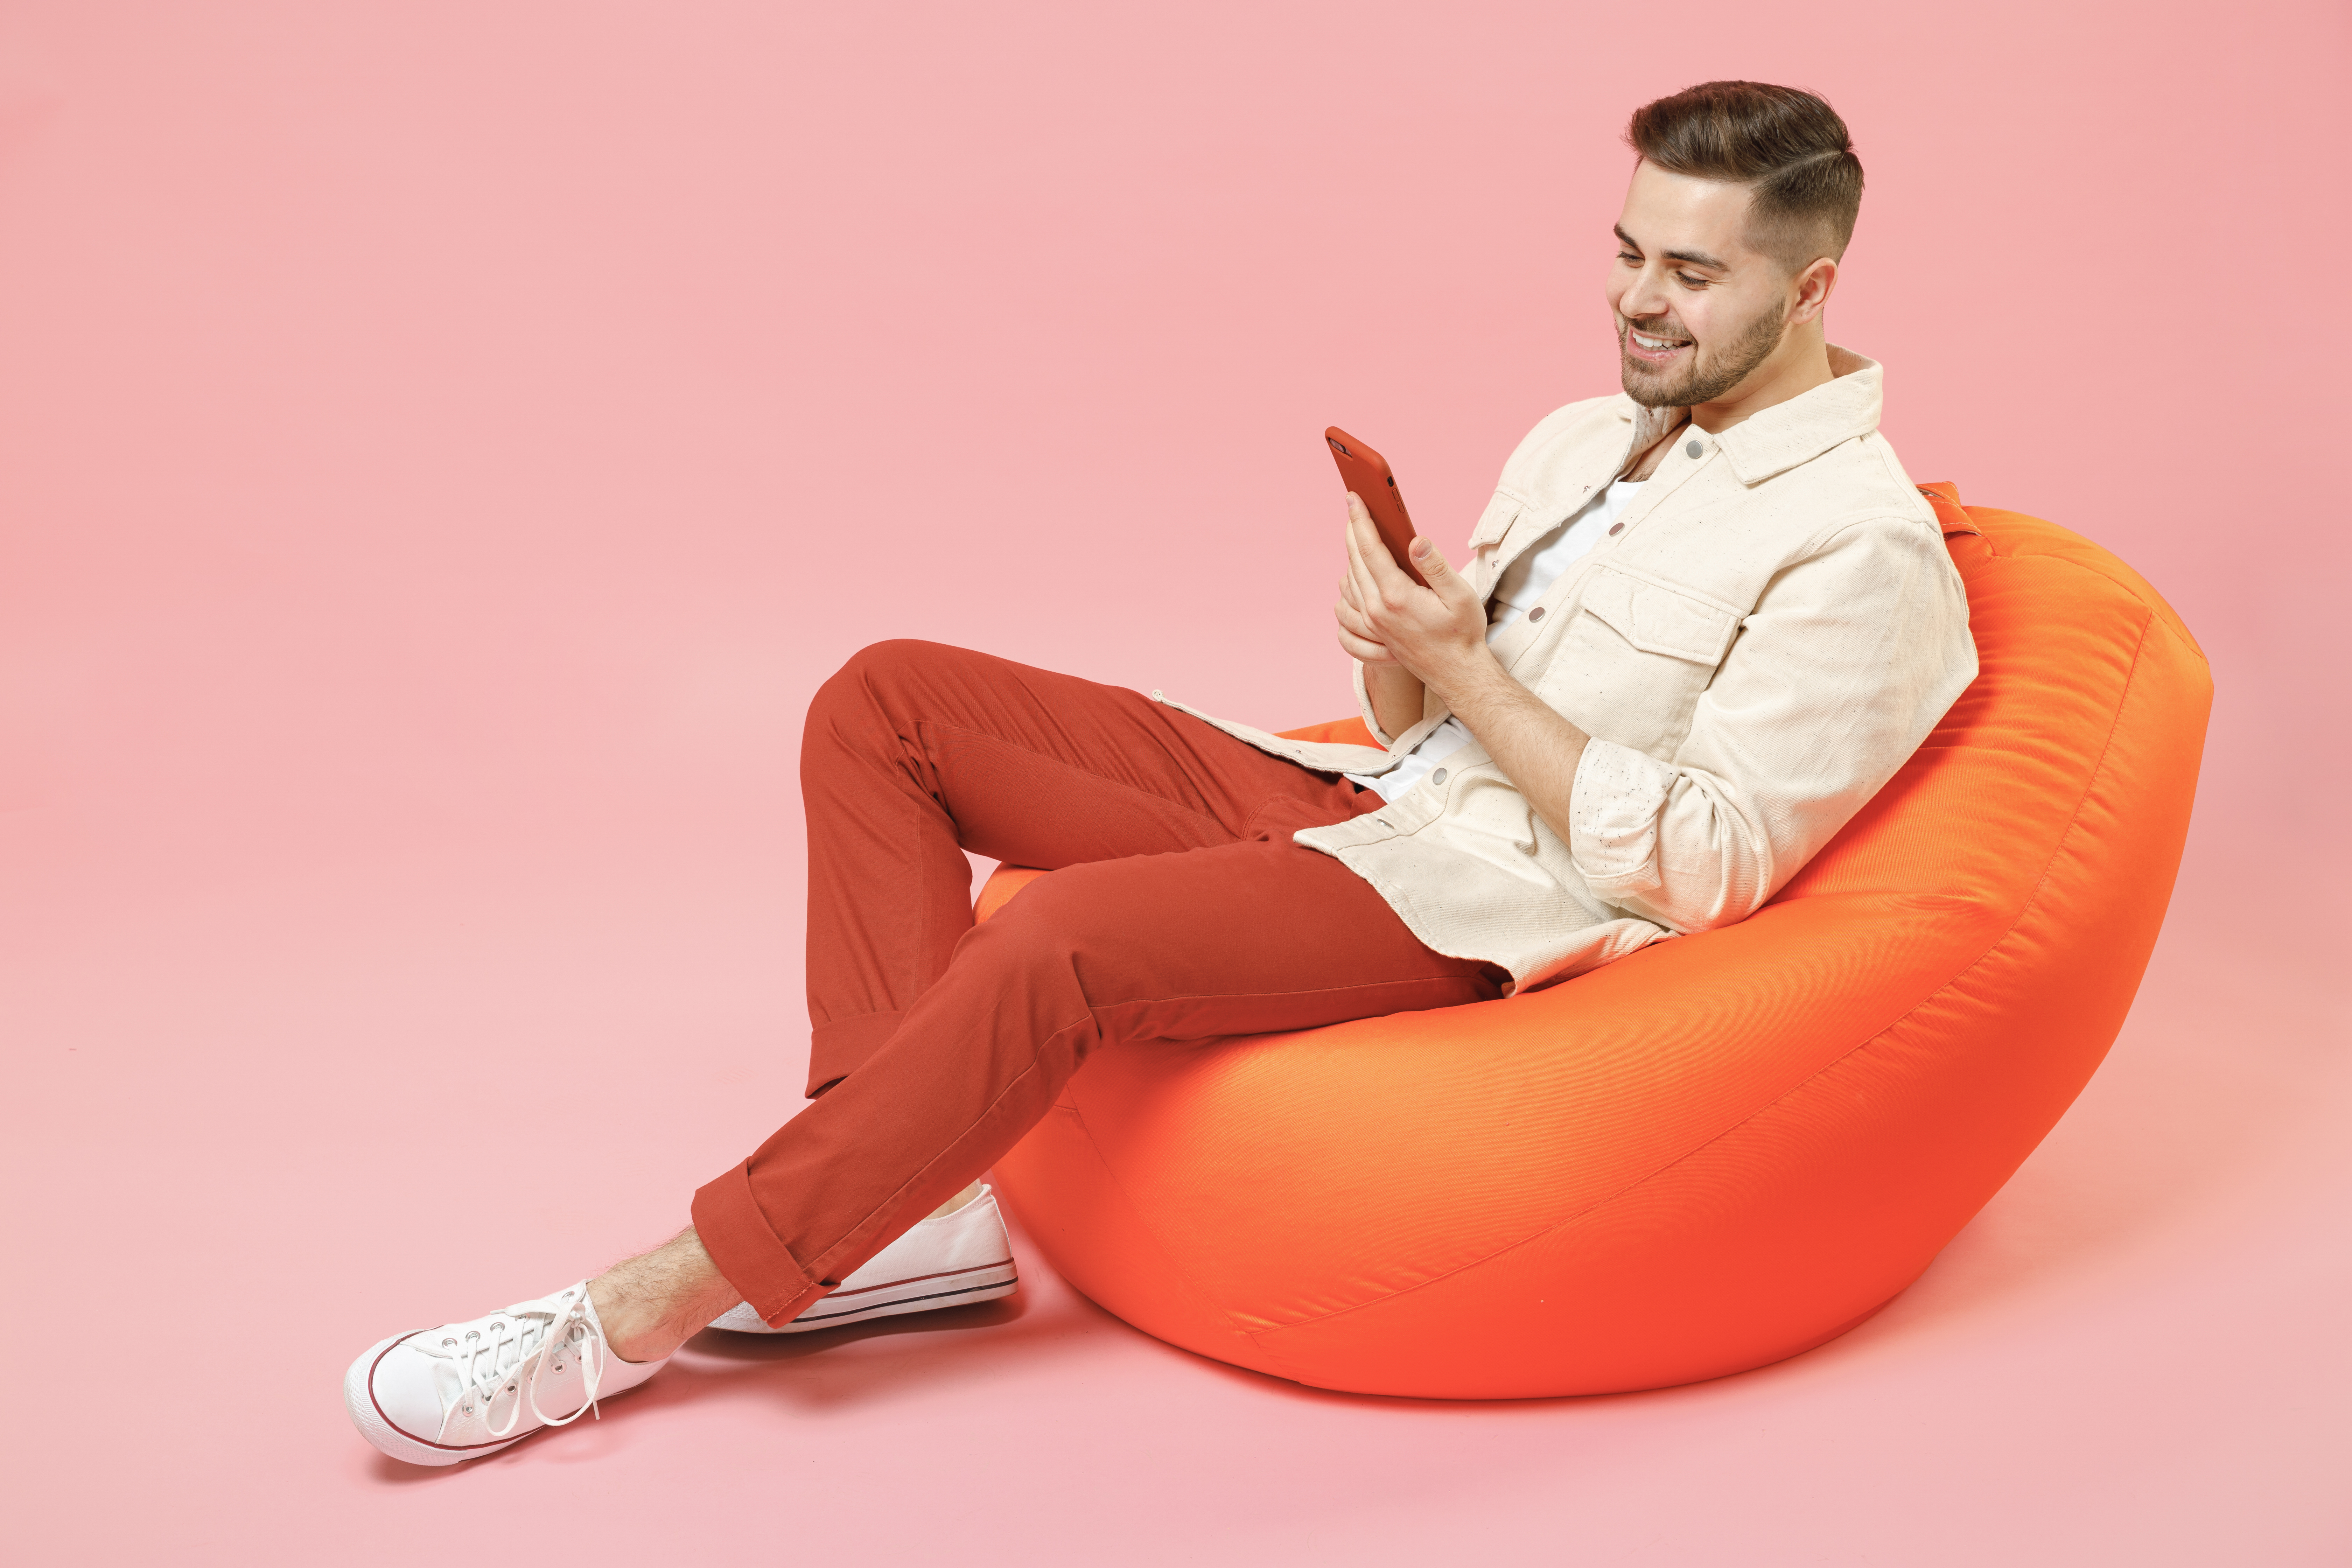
[1689,320,1834,434]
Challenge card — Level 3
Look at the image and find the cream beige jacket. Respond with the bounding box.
[1157,349,1976,993]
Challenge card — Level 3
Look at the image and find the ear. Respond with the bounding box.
[1790,254,1839,324]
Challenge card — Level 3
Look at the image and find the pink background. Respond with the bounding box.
[4,2,2346,1563]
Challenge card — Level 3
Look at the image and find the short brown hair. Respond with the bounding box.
[1626,82,1863,270]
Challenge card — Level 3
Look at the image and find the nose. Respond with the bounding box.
[1618,265,1672,323]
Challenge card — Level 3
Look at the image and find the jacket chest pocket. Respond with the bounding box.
[1541,565,1744,754]
[1469,489,1525,550]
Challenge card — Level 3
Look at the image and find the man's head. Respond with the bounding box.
[1608,82,1862,413]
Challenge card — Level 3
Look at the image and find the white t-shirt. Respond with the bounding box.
[1346,478,1645,800]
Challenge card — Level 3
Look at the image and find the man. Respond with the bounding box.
[345,80,1975,1464]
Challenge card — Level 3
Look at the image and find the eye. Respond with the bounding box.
[1618,251,1642,265]
[1675,272,1711,289]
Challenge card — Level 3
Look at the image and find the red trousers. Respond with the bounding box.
[691,641,1503,1325]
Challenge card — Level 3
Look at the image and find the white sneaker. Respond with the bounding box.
[709,1183,1019,1334]
[344,1281,665,1466]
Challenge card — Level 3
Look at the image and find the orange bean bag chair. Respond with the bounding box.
[975,486,2210,1398]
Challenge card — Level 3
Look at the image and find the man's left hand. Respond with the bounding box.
[1339,493,1491,701]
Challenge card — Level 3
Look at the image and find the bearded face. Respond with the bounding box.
[1615,291,1787,409]
[1606,161,1826,416]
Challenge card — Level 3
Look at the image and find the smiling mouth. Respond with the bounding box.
[1626,328,1693,357]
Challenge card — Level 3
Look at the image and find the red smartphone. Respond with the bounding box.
[1324,426,1427,587]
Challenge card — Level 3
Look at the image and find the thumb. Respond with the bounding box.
[1408,536,1454,581]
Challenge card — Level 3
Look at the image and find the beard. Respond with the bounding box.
[1618,297,1787,408]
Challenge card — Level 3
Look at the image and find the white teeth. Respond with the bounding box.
[1632,332,1687,351]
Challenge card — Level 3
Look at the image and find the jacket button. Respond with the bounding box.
[1685,439,1702,458]
[1431,769,1448,785]
[1527,606,1546,621]
[1608,522,1624,535]
[1150,689,1163,701]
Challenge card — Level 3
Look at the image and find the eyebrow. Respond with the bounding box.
[1614,224,1729,271]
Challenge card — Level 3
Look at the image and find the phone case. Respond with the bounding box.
[1324,426,1426,587]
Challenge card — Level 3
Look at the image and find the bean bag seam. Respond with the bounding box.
[1950,606,2158,983]
[1253,601,2161,1340]
[1966,514,2208,667]
[2004,553,2202,666]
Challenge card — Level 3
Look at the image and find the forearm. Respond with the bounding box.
[1426,650,1590,839]
[1363,662,1427,744]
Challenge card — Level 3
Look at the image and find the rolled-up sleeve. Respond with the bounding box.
[1567,738,1678,893]
[1565,517,1976,934]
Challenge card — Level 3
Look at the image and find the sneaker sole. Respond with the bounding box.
[344,1332,532,1467]
[720,1260,1019,1334]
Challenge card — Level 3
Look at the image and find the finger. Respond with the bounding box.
[1342,506,1384,610]
[1406,534,1482,612]
[1334,593,1382,641]
[1343,496,1380,569]
[1343,496,1390,583]
[1336,541,1388,640]
[1336,624,1391,663]
[1352,505,1415,603]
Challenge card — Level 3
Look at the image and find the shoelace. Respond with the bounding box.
[438,1288,609,1440]
[524,1300,608,1434]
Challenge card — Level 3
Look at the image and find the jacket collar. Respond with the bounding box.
[1610,344,1884,487]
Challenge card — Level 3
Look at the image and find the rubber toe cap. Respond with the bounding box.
[360,1333,449,1442]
